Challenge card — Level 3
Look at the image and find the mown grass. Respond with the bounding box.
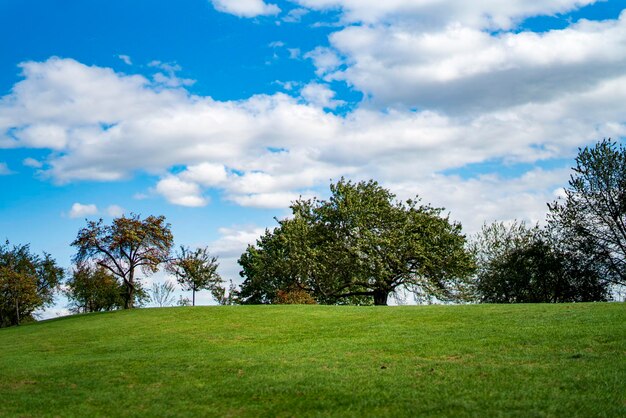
[0,303,624,417]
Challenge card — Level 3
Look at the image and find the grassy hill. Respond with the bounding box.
[0,304,624,417]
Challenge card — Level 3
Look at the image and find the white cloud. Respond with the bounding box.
[387,167,573,234]
[1,55,625,226]
[207,225,271,282]
[322,14,626,113]
[304,47,342,77]
[23,157,43,168]
[294,0,600,29]
[106,204,125,217]
[180,162,229,186]
[226,191,311,208]
[69,203,98,218]
[283,7,309,23]
[211,0,281,17]
[209,225,268,258]
[300,82,344,109]
[155,176,208,207]
[288,48,301,59]
[0,162,12,175]
[148,60,195,88]
[118,54,132,65]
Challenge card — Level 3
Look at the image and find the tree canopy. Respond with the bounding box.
[167,246,223,306]
[65,263,125,313]
[470,221,609,303]
[72,214,173,309]
[548,139,626,288]
[0,241,63,327]
[238,179,475,305]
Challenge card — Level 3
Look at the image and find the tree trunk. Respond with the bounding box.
[15,297,20,326]
[373,290,389,306]
[192,289,196,306]
[125,287,134,309]
[125,272,135,309]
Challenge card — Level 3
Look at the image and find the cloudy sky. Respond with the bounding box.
[1,0,625,312]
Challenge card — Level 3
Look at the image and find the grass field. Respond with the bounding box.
[0,304,624,417]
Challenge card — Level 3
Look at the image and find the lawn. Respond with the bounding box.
[0,303,624,417]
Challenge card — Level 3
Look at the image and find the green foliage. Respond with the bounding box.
[167,246,223,306]
[238,178,475,305]
[548,139,626,288]
[72,214,174,309]
[0,241,63,327]
[212,279,238,305]
[238,228,300,304]
[471,221,609,303]
[65,263,124,313]
[0,304,623,417]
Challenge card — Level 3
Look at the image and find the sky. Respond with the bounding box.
[1,0,625,314]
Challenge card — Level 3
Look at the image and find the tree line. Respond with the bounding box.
[237,139,624,305]
[1,139,624,326]
[1,215,231,327]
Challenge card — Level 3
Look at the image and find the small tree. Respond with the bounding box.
[177,296,192,307]
[0,241,63,327]
[167,246,223,306]
[72,214,174,309]
[212,279,238,305]
[65,263,124,313]
[548,139,626,288]
[149,281,177,307]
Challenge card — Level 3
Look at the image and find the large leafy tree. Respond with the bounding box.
[238,179,475,305]
[65,263,125,313]
[167,246,223,306]
[471,221,608,303]
[0,241,63,327]
[548,139,626,288]
[72,214,174,309]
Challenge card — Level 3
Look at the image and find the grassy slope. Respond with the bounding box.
[0,304,624,417]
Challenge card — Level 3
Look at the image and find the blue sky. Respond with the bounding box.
[1,0,625,313]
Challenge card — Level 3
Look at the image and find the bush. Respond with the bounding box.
[274,287,317,305]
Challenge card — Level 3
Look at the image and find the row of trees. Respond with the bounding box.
[1,139,623,326]
[469,139,624,302]
[237,139,624,305]
[1,216,231,326]
[68,217,231,313]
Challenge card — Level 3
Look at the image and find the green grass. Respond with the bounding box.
[0,304,624,417]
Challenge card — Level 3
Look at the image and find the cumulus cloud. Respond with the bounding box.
[323,14,626,113]
[300,82,344,109]
[69,203,98,218]
[211,0,280,18]
[1,43,625,229]
[155,176,208,207]
[294,0,600,29]
[304,47,342,77]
